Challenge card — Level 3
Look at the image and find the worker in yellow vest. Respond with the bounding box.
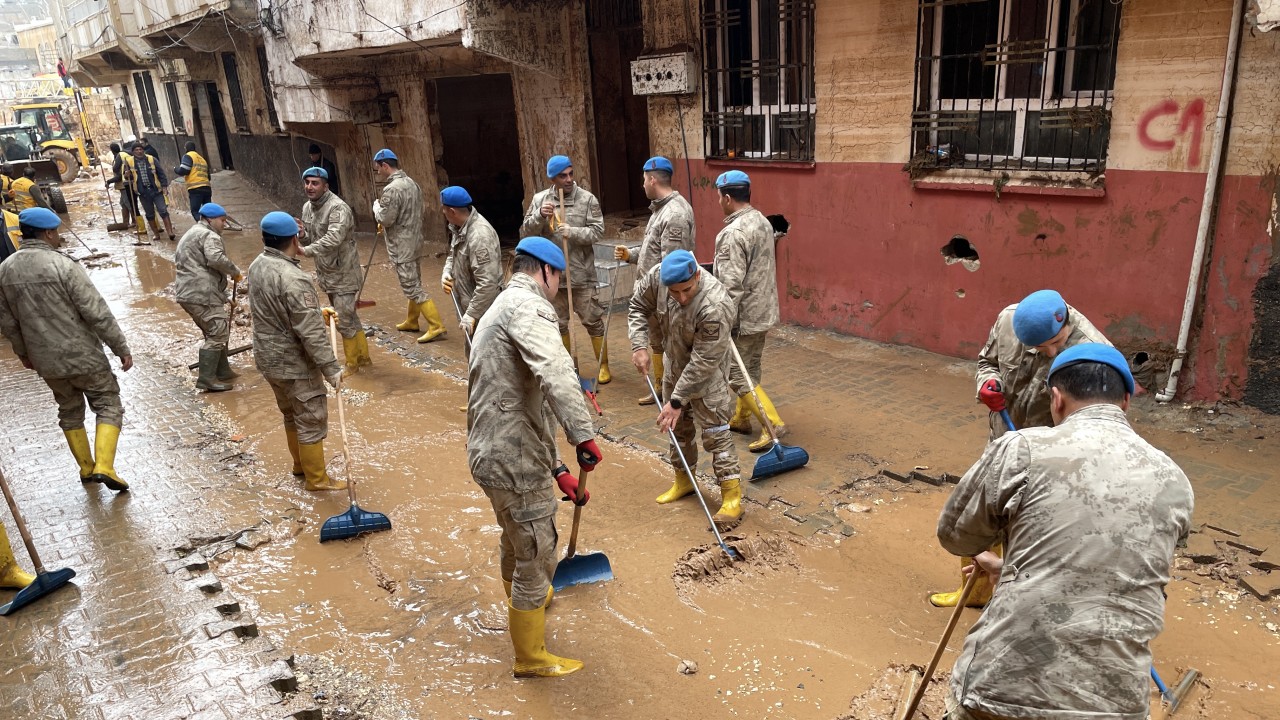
[175,141,212,220]
[126,143,175,241]
[0,208,19,262]
[9,167,50,211]
[1,171,12,212]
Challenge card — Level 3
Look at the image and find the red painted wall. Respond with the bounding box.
[674,161,1275,402]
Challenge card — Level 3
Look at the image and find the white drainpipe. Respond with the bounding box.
[1157,0,1246,402]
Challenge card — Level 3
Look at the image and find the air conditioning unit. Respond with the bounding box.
[630,52,696,96]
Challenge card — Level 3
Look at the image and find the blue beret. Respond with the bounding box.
[515,237,566,271]
[1048,343,1136,395]
[198,202,227,219]
[660,249,699,286]
[260,211,298,238]
[643,156,674,173]
[546,155,572,178]
[1013,289,1068,346]
[440,186,473,208]
[18,207,60,230]
[302,166,329,180]
[373,148,397,162]
[715,170,750,188]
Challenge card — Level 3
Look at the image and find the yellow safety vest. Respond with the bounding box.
[125,154,159,193]
[2,209,20,250]
[11,177,37,210]
[184,151,210,190]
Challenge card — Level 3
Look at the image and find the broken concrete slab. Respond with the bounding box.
[1183,534,1222,563]
[1239,574,1280,601]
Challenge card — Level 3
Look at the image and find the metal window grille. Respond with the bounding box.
[221,52,249,131]
[702,0,816,162]
[586,0,641,29]
[909,0,1121,174]
[164,81,185,131]
[133,72,162,131]
[255,45,281,130]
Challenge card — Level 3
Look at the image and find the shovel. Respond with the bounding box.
[728,343,808,480]
[900,567,980,720]
[0,465,77,615]
[319,319,392,542]
[553,189,601,411]
[63,226,109,261]
[448,289,472,355]
[551,469,613,591]
[354,225,382,310]
[590,261,620,400]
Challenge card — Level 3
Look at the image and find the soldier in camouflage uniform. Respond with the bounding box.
[938,343,1192,720]
[248,211,346,492]
[373,148,447,344]
[467,236,603,679]
[0,207,132,492]
[440,185,502,337]
[931,289,1113,609]
[298,166,370,376]
[712,171,785,454]
[614,156,696,407]
[174,202,241,393]
[629,250,744,530]
[519,155,609,382]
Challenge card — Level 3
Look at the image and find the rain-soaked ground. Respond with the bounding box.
[1,173,1278,719]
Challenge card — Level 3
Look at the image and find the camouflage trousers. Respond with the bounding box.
[392,259,429,305]
[728,331,767,395]
[178,301,230,351]
[325,292,361,339]
[44,372,123,431]
[267,374,328,444]
[481,483,558,611]
[944,692,1011,720]
[552,284,604,337]
[665,375,740,483]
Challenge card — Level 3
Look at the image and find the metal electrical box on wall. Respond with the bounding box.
[630,52,696,96]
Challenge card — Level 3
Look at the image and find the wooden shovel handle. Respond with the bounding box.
[901,568,981,720]
[564,471,588,559]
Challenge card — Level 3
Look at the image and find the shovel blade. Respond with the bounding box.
[0,567,76,615]
[752,442,809,480]
[106,222,130,231]
[319,504,392,542]
[552,551,613,591]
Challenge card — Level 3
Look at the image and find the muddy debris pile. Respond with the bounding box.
[1177,524,1280,602]
[294,654,414,720]
[672,533,801,603]
[836,663,949,720]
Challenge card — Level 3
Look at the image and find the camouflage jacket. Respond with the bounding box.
[467,272,595,491]
[443,209,502,326]
[0,239,130,378]
[976,304,1111,436]
[637,191,696,274]
[519,183,603,290]
[376,170,423,265]
[713,205,779,335]
[300,190,360,295]
[938,403,1193,720]
[174,222,240,306]
[247,247,341,381]
[627,264,735,405]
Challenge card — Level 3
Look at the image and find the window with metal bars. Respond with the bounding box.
[133,72,162,131]
[908,0,1121,175]
[255,45,281,131]
[221,52,249,132]
[702,0,815,162]
[164,82,185,132]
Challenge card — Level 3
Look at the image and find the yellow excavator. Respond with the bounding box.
[10,101,93,183]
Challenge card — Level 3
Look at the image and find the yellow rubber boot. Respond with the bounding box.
[747,386,787,453]
[395,299,421,332]
[638,350,663,405]
[354,330,373,367]
[591,336,611,385]
[502,579,554,609]
[560,333,572,354]
[63,427,95,482]
[656,469,695,504]
[341,335,361,377]
[712,478,744,530]
[416,300,448,343]
[0,525,35,589]
[728,395,753,435]
[89,423,128,492]
[284,428,304,476]
[929,546,1002,608]
[298,440,347,491]
[508,603,583,678]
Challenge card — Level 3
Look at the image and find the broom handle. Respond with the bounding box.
[729,341,779,444]
[901,568,981,720]
[564,472,588,559]
[356,226,382,304]
[557,187,574,359]
[0,465,44,573]
[327,318,358,506]
[595,263,619,388]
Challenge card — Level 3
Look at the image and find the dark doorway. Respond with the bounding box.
[432,74,524,242]
[205,82,233,170]
[587,0,649,214]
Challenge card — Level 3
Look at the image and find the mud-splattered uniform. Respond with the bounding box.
[175,221,240,352]
[519,183,605,336]
[713,204,778,391]
[443,209,502,328]
[635,190,696,354]
[376,169,427,305]
[300,190,362,339]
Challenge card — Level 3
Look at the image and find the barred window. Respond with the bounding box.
[133,72,162,132]
[909,0,1121,174]
[221,53,249,132]
[164,82,185,132]
[703,0,815,162]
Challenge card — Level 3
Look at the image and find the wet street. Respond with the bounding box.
[2,173,1279,719]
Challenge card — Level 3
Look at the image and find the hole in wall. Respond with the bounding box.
[1035,233,1048,242]
[941,235,981,272]
[955,289,966,298]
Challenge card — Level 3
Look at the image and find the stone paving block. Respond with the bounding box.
[193,573,224,593]
[167,553,210,573]
[782,506,808,523]
[1183,534,1222,563]
[206,619,260,640]
[1239,573,1280,600]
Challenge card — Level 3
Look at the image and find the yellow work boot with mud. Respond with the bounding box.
[0,527,35,589]
[747,386,787,453]
[929,549,1001,608]
[502,579,554,609]
[354,330,373,367]
[656,469,696,504]
[341,335,361,378]
[63,427,95,483]
[591,335,611,384]
[638,351,663,405]
[728,395,753,435]
[395,299,422,332]
[712,478,744,530]
[89,423,129,492]
[416,300,447,343]
[508,603,582,678]
[298,441,347,491]
[284,428,304,476]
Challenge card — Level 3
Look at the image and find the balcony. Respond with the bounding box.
[65,0,117,60]
[270,0,468,61]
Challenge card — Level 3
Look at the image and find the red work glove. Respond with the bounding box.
[554,464,589,506]
[979,378,1006,412]
[576,439,602,473]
